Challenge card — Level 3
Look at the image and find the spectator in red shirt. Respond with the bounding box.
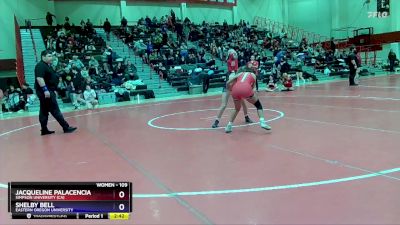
[247,55,259,91]
[227,49,238,73]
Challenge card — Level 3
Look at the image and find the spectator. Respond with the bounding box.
[183,24,191,43]
[266,76,277,92]
[276,50,286,63]
[46,12,56,26]
[184,17,191,24]
[5,85,23,112]
[146,40,153,59]
[330,37,336,53]
[299,37,307,52]
[138,17,145,26]
[106,47,114,70]
[152,16,158,25]
[125,60,138,80]
[247,55,259,91]
[282,73,294,91]
[279,28,287,39]
[202,69,213,93]
[280,59,291,78]
[51,52,59,69]
[85,42,96,51]
[160,16,166,24]
[88,56,99,68]
[347,47,358,86]
[56,32,66,53]
[71,67,86,109]
[103,18,111,41]
[81,66,89,79]
[88,56,99,75]
[83,85,98,109]
[324,66,331,76]
[85,19,93,33]
[80,20,86,29]
[388,49,397,72]
[145,16,152,27]
[170,10,176,25]
[121,17,128,28]
[7,85,20,95]
[1,89,10,113]
[223,20,228,29]
[112,62,125,85]
[188,67,203,85]
[295,57,305,85]
[64,17,71,30]
[0,88,4,113]
[20,83,34,107]
[13,83,32,112]
[187,53,197,64]
[69,55,84,69]
[227,49,238,73]
[175,21,183,43]
[57,77,67,98]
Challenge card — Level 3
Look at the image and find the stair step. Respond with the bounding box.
[156,93,184,98]
[20,28,45,85]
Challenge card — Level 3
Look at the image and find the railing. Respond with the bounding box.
[253,16,400,69]
[14,15,25,86]
[20,17,40,63]
[253,16,388,67]
[128,0,237,6]
[253,16,330,45]
[29,27,39,63]
[357,43,387,66]
[19,17,46,27]
[359,46,373,65]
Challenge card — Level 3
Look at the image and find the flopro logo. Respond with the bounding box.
[368,11,389,18]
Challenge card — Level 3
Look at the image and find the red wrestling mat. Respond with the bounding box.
[0,75,399,224]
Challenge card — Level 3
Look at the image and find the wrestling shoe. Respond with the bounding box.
[260,121,272,130]
[225,123,233,133]
[212,120,219,128]
[245,116,254,123]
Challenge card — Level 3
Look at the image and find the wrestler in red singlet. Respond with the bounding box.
[224,67,271,133]
[211,50,254,128]
[231,72,256,100]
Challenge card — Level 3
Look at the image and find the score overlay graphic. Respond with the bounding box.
[8,182,132,220]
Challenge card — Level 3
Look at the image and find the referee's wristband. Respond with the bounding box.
[42,86,49,92]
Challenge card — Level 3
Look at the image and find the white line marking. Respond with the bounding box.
[286,116,400,135]
[359,85,400,89]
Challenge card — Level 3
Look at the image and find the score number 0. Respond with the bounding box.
[118,191,125,211]
[116,183,129,211]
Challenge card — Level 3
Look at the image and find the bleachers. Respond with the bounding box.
[18,17,369,113]
[111,25,230,94]
[95,28,179,98]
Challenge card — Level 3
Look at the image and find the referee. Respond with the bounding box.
[35,50,77,135]
[347,47,358,86]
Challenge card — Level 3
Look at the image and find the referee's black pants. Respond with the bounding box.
[349,69,356,85]
[37,91,69,131]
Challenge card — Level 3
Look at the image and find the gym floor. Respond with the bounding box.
[0,74,399,224]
